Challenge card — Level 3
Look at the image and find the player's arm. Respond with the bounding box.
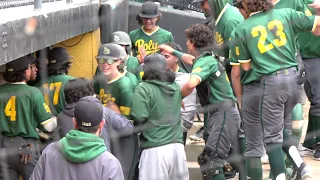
[103,106,134,136]
[28,151,46,180]
[181,76,200,98]
[130,85,150,124]
[158,44,195,65]
[34,91,57,132]
[234,29,252,71]
[168,32,174,42]
[119,84,134,119]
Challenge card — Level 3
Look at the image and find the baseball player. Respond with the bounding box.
[231,0,320,178]
[130,53,189,180]
[129,1,174,68]
[29,96,125,180]
[38,47,75,116]
[161,24,241,180]
[94,43,138,180]
[298,0,320,161]
[0,55,57,180]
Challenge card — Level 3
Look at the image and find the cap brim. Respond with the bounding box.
[48,59,72,69]
[96,56,118,60]
[139,13,158,19]
[192,0,205,3]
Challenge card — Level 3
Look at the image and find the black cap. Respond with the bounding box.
[233,0,244,9]
[6,55,36,72]
[48,47,72,68]
[139,1,159,19]
[192,0,205,3]
[96,43,126,60]
[74,96,103,128]
[144,53,167,71]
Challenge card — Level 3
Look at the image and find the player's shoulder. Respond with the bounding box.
[195,53,217,66]
[157,27,173,36]
[129,28,142,37]
[117,76,133,89]
[224,5,244,22]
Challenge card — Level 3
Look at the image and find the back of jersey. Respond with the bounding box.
[234,8,315,75]
[0,84,52,139]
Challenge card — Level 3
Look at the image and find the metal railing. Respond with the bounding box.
[130,0,203,12]
[0,0,62,9]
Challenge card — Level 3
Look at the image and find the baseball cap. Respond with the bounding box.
[96,43,126,60]
[192,0,206,3]
[74,96,103,128]
[48,47,73,68]
[139,1,159,19]
[6,55,36,72]
[0,64,6,73]
[233,0,244,9]
[144,53,167,71]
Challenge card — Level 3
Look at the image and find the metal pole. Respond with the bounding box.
[34,0,42,10]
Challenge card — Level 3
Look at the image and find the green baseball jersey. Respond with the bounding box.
[191,54,236,104]
[94,76,134,118]
[229,31,262,85]
[39,74,74,116]
[126,56,140,74]
[214,4,243,58]
[125,71,139,90]
[298,0,320,58]
[233,8,316,75]
[0,84,52,139]
[177,66,187,73]
[129,27,174,57]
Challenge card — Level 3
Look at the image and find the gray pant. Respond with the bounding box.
[242,82,264,157]
[303,58,320,116]
[260,67,302,144]
[205,104,240,168]
[0,135,38,180]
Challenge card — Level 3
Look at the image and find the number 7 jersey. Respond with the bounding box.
[233,8,317,75]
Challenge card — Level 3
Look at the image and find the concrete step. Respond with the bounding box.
[187,161,201,180]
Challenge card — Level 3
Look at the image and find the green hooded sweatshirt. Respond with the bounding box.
[130,80,183,150]
[60,130,107,163]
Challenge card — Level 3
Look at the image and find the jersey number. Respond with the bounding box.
[43,82,62,105]
[251,20,287,54]
[5,96,17,121]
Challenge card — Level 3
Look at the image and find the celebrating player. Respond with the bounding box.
[0,55,57,180]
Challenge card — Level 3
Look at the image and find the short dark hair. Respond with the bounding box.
[48,62,71,76]
[185,24,213,50]
[64,78,95,104]
[245,0,274,12]
[165,42,183,52]
[136,12,162,26]
[77,124,100,134]
[142,68,175,83]
[3,68,28,83]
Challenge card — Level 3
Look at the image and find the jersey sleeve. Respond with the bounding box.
[168,33,174,42]
[229,30,240,66]
[130,85,150,124]
[33,90,52,124]
[297,0,313,16]
[118,81,134,118]
[234,28,252,63]
[191,56,218,82]
[126,56,140,74]
[287,8,316,33]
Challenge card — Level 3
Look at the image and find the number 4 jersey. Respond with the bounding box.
[0,83,52,139]
[233,8,317,75]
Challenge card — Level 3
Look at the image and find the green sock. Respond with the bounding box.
[212,167,225,180]
[312,116,320,143]
[238,137,247,180]
[282,129,296,168]
[266,143,286,179]
[303,114,316,148]
[245,157,262,180]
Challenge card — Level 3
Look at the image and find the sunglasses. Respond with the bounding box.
[97,58,118,65]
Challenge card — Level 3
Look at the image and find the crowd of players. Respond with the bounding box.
[1,0,320,180]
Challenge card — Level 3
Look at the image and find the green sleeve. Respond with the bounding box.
[297,0,313,15]
[130,85,150,123]
[234,29,252,63]
[33,91,52,124]
[223,20,241,46]
[169,33,174,42]
[118,82,134,119]
[191,56,218,82]
[287,9,316,33]
[229,31,240,65]
[126,56,140,74]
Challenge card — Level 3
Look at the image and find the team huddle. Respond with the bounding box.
[1,0,320,180]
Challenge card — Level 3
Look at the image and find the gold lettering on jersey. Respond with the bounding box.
[192,67,202,73]
[215,32,224,46]
[43,103,51,114]
[135,39,159,55]
[99,89,116,106]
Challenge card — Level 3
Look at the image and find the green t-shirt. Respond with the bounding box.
[233,8,316,75]
[230,31,262,85]
[130,80,183,149]
[38,74,74,116]
[0,84,52,139]
[129,27,174,57]
[191,54,236,104]
[94,76,134,118]
[126,56,140,74]
[298,0,320,58]
[214,4,244,58]
[125,71,139,90]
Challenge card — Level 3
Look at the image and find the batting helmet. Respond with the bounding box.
[111,31,132,53]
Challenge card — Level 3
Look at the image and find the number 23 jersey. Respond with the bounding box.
[233,8,316,75]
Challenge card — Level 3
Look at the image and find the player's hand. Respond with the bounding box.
[137,46,147,64]
[309,0,320,11]
[19,144,33,164]
[106,101,121,114]
[158,44,174,54]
